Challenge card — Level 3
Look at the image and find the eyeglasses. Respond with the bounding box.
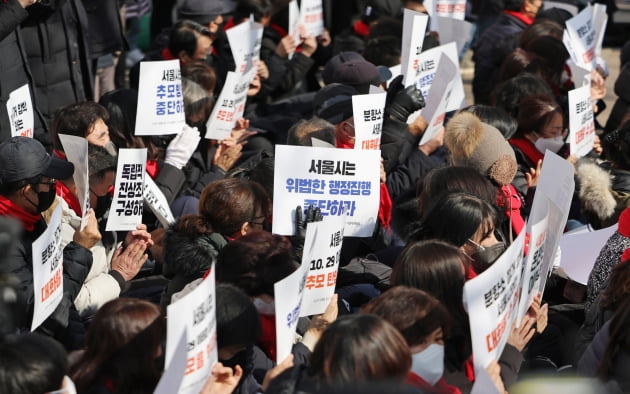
[466,238,485,251]
[249,215,268,227]
[35,179,56,187]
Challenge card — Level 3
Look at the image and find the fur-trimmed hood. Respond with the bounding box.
[575,158,617,228]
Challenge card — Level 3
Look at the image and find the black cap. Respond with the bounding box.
[177,0,235,25]
[313,83,359,125]
[0,137,74,184]
[323,52,391,94]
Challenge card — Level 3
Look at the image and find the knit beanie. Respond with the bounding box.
[444,112,518,186]
[618,207,630,238]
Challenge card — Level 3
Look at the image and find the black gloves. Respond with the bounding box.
[386,75,426,123]
[290,204,323,262]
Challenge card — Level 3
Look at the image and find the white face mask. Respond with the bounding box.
[46,376,77,394]
[410,344,445,386]
[534,135,564,154]
[253,297,275,315]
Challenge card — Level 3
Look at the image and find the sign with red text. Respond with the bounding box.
[516,214,548,327]
[531,151,575,294]
[568,84,596,157]
[419,53,457,145]
[275,263,309,362]
[135,60,185,135]
[424,0,466,21]
[300,215,345,316]
[299,0,324,37]
[463,231,525,368]
[31,205,64,331]
[352,92,387,150]
[272,145,380,237]
[401,9,429,88]
[205,71,248,140]
[6,84,34,138]
[106,149,147,231]
[166,269,218,394]
[58,134,90,230]
[564,5,596,70]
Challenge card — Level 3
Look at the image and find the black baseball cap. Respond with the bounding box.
[0,137,74,184]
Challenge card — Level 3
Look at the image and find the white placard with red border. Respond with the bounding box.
[352,92,387,150]
[6,84,34,138]
[568,84,596,158]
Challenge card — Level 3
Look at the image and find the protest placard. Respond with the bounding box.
[144,173,176,228]
[226,19,263,77]
[401,9,429,88]
[532,151,576,293]
[166,268,218,394]
[352,92,387,150]
[275,263,308,362]
[463,231,525,369]
[299,0,324,37]
[58,134,90,230]
[31,205,64,331]
[559,224,617,285]
[568,84,596,157]
[432,16,473,58]
[564,5,596,70]
[300,215,345,316]
[6,84,34,138]
[419,53,457,145]
[516,214,548,327]
[205,71,249,140]
[423,0,466,20]
[106,149,147,231]
[272,145,380,237]
[288,0,301,46]
[154,331,187,394]
[135,60,186,135]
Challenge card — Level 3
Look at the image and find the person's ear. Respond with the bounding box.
[239,221,250,237]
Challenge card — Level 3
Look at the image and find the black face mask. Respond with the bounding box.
[26,184,56,213]
[91,189,112,220]
[471,242,507,272]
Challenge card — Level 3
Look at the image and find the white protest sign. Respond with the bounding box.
[226,19,263,77]
[419,53,457,145]
[154,331,188,394]
[470,365,502,394]
[568,84,596,157]
[6,84,34,138]
[106,149,147,231]
[31,204,64,331]
[423,0,466,20]
[311,138,335,148]
[299,216,345,316]
[288,0,301,46]
[406,42,465,113]
[275,263,308,362]
[58,134,90,230]
[401,9,429,87]
[592,4,608,58]
[299,0,324,37]
[463,231,525,369]
[564,5,596,70]
[559,224,617,285]
[135,60,185,135]
[166,268,218,394]
[532,151,576,293]
[433,16,474,59]
[205,71,248,140]
[568,60,591,87]
[352,92,387,150]
[272,145,380,237]
[143,173,176,228]
[516,214,548,327]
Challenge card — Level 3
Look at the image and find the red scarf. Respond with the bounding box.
[503,10,534,25]
[498,184,525,235]
[0,195,40,231]
[353,20,370,37]
[336,140,392,229]
[509,137,544,166]
[146,159,159,179]
[56,181,82,217]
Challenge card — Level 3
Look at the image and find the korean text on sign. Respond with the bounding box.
[106,149,147,231]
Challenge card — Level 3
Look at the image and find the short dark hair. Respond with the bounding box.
[0,333,67,394]
[216,230,298,296]
[309,314,411,383]
[52,101,109,151]
[490,73,553,118]
[287,118,336,147]
[216,284,262,348]
[463,105,518,139]
[234,0,272,22]
[88,144,117,182]
[364,35,402,67]
[169,19,212,59]
[363,286,450,347]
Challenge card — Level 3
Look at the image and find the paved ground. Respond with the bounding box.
[460,47,622,126]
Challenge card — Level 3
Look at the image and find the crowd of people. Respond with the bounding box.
[1,0,630,392]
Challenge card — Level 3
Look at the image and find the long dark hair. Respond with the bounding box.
[70,298,165,394]
[597,295,630,381]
